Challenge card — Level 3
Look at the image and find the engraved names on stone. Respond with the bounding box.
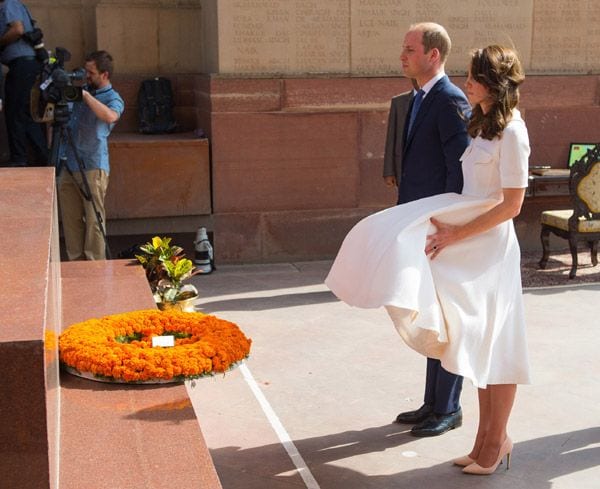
[351,0,411,73]
[531,0,600,73]
[218,0,349,74]
[441,0,533,74]
[215,0,594,75]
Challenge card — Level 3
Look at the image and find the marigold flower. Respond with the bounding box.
[59,309,251,383]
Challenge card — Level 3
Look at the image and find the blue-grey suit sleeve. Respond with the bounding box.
[438,96,470,194]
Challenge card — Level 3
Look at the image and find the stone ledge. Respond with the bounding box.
[59,259,222,489]
[105,132,211,219]
[0,167,59,489]
[109,132,208,145]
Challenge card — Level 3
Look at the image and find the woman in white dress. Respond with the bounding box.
[325,45,530,475]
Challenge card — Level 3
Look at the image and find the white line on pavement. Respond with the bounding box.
[240,363,321,489]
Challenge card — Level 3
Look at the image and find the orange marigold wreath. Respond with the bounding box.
[59,309,252,383]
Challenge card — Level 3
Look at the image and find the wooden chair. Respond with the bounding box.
[539,146,600,278]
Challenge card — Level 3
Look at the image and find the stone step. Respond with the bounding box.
[59,259,222,489]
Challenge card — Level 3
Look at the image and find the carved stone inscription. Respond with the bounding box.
[351,0,412,73]
[441,0,533,74]
[218,0,349,73]
[531,0,600,73]
[352,0,533,74]
[215,0,595,75]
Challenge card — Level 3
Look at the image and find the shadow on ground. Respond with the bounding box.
[211,426,600,489]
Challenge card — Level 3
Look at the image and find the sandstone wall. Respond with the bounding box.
[206,0,599,76]
[24,0,600,76]
[28,0,203,74]
[15,1,600,263]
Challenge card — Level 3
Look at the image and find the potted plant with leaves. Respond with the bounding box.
[135,236,200,312]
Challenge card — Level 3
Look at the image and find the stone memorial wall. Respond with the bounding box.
[218,0,350,73]
[15,0,600,263]
[24,0,600,75]
[213,0,537,75]
[531,0,600,73]
[28,0,204,74]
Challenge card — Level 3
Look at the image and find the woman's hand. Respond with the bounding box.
[425,217,463,260]
[425,187,526,260]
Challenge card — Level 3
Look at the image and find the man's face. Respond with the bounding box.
[85,61,106,90]
[400,30,431,79]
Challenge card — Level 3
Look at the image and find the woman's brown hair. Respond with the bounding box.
[467,45,524,140]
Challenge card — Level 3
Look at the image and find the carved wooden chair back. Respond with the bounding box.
[539,146,600,278]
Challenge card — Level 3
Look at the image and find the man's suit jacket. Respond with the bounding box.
[383,90,413,181]
[398,76,470,204]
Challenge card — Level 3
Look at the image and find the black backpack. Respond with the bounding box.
[137,77,177,134]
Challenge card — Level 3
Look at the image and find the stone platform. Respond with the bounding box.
[59,260,222,489]
[187,261,600,489]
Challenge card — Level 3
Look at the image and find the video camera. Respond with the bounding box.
[31,47,85,124]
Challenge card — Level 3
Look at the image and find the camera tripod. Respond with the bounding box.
[50,103,111,259]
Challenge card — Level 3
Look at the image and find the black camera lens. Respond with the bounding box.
[62,86,82,102]
[68,68,86,81]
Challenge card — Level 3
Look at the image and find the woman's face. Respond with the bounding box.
[465,70,492,113]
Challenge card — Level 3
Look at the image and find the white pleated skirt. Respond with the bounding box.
[325,193,531,388]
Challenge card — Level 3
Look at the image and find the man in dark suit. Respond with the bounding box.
[383,83,414,188]
[389,22,470,437]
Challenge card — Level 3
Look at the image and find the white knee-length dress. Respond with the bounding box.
[325,110,531,388]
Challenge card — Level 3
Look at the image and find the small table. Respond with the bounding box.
[527,169,570,198]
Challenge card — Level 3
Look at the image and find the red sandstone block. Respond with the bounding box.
[113,109,138,133]
[59,260,222,489]
[213,212,262,263]
[520,75,599,108]
[0,168,57,489]
[195,74,211,92]
[196,108,212,136]
[283,77,409,109]
[358,158,398,208]
[106,137,210,218]
[358,109,395,208]
[174,74,196,91]
[524,106,600,166]
[209,78,283,112]
[174,88,197,108]
[261,208,379,262]
[360,110,389,160]
[195,87,211,104]
[0,343,50,489]
[61,261,156,325]
[112,74,145,108]
[173,106,197,131]
[210,112,360,213]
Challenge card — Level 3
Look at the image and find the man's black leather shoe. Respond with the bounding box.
[395,404,433,424]
[410,408,462,437]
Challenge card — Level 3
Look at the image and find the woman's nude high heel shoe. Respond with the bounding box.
[455,454,504,468]
[462,437,513,475]
[453,455,475,467]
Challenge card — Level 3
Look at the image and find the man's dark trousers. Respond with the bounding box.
[424,358,462,414]
[4,56,47,166]
[397,75,468,416]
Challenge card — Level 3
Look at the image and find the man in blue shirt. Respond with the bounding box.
[0,0,47,166]
[58,50,124,261]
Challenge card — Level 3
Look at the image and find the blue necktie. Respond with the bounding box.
[407,89,425,137]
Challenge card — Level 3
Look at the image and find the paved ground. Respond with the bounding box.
[186,261,600,489]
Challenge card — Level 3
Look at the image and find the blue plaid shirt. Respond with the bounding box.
[64,84,124,174]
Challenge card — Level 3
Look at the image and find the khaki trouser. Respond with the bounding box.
[58,169,109,261]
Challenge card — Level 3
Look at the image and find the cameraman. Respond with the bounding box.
[0,0,47,166]
[58,50,124,261]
